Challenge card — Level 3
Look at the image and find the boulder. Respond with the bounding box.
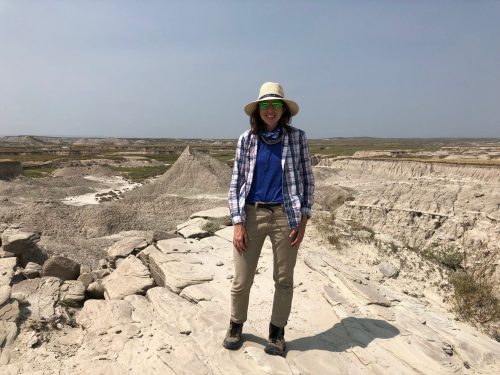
[106,237,148,263]
[22,262,42,279]
[379,261,400,278]
[42,256,80,280]
[102,256,154,300]
[59,280,86,307]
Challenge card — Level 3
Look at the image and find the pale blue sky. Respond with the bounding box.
[0,0,499,138]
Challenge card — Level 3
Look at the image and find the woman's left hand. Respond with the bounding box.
[289,217,308,248]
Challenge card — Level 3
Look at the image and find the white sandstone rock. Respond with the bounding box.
[148,252,213,294]
[0,258,17,287]
[106,237,148,262]
[22,262,42,279]
[190,207,230,220]
[10,276,61,321]
[102,256,154,300]
[156,237,193,254]
[59,280,86,306]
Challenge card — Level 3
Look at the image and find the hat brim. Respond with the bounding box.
[244,98,299,117]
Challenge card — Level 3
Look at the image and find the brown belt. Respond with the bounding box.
[249,202,282,213]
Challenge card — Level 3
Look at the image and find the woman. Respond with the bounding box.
[223,82,314,356]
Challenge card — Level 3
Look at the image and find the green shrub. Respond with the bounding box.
[389,242,399,254]
[311,212,342,249]
[327,234,341,248]
[450,271,500,325]
[439,248,464,270]
[449,248,499,336]
[24,167,57,178]
[421,245,464,271]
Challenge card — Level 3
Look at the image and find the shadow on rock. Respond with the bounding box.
[288,317,400,353]
[18,244,48,268]
[243,333,269,347]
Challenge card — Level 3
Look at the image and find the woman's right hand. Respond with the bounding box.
[233,223,249,252]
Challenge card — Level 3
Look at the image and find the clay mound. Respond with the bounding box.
[51,165,117,178]
[0,135,47,146]
[132,146,231,197]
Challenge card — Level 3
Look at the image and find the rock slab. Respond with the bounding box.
[102,256,154,300]
[10,276,61,321]
[149,252,213,294]
[106,237,148,262]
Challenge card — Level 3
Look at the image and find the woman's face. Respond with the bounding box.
[259,100,284,131]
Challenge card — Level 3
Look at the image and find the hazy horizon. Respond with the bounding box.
[1,1,499,139]
[2,134,500,142]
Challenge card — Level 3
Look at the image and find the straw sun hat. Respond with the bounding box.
[244,82,299,117]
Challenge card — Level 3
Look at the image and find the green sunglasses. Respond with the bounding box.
[259,101,284,110]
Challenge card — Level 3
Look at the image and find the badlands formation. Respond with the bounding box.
[0,144,499,374]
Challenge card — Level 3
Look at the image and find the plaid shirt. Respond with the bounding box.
[228,126,315,229]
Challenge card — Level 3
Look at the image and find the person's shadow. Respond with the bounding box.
[289,317,400,353]
[244,317,400,355]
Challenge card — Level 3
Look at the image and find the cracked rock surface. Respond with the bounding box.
[1,218,499,375]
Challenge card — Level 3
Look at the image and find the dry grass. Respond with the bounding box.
[450,248,500,333]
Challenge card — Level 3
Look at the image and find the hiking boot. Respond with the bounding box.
[264,323,286,356]
[222,321,243,350]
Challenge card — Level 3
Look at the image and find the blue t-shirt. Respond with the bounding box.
[246,138,284,203]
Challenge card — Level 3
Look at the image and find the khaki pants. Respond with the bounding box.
[230,204,299,328]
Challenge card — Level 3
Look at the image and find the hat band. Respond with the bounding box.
[258,93,283,100]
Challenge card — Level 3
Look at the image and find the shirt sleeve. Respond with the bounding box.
[299,130,315,218]
[228,133,245,225]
